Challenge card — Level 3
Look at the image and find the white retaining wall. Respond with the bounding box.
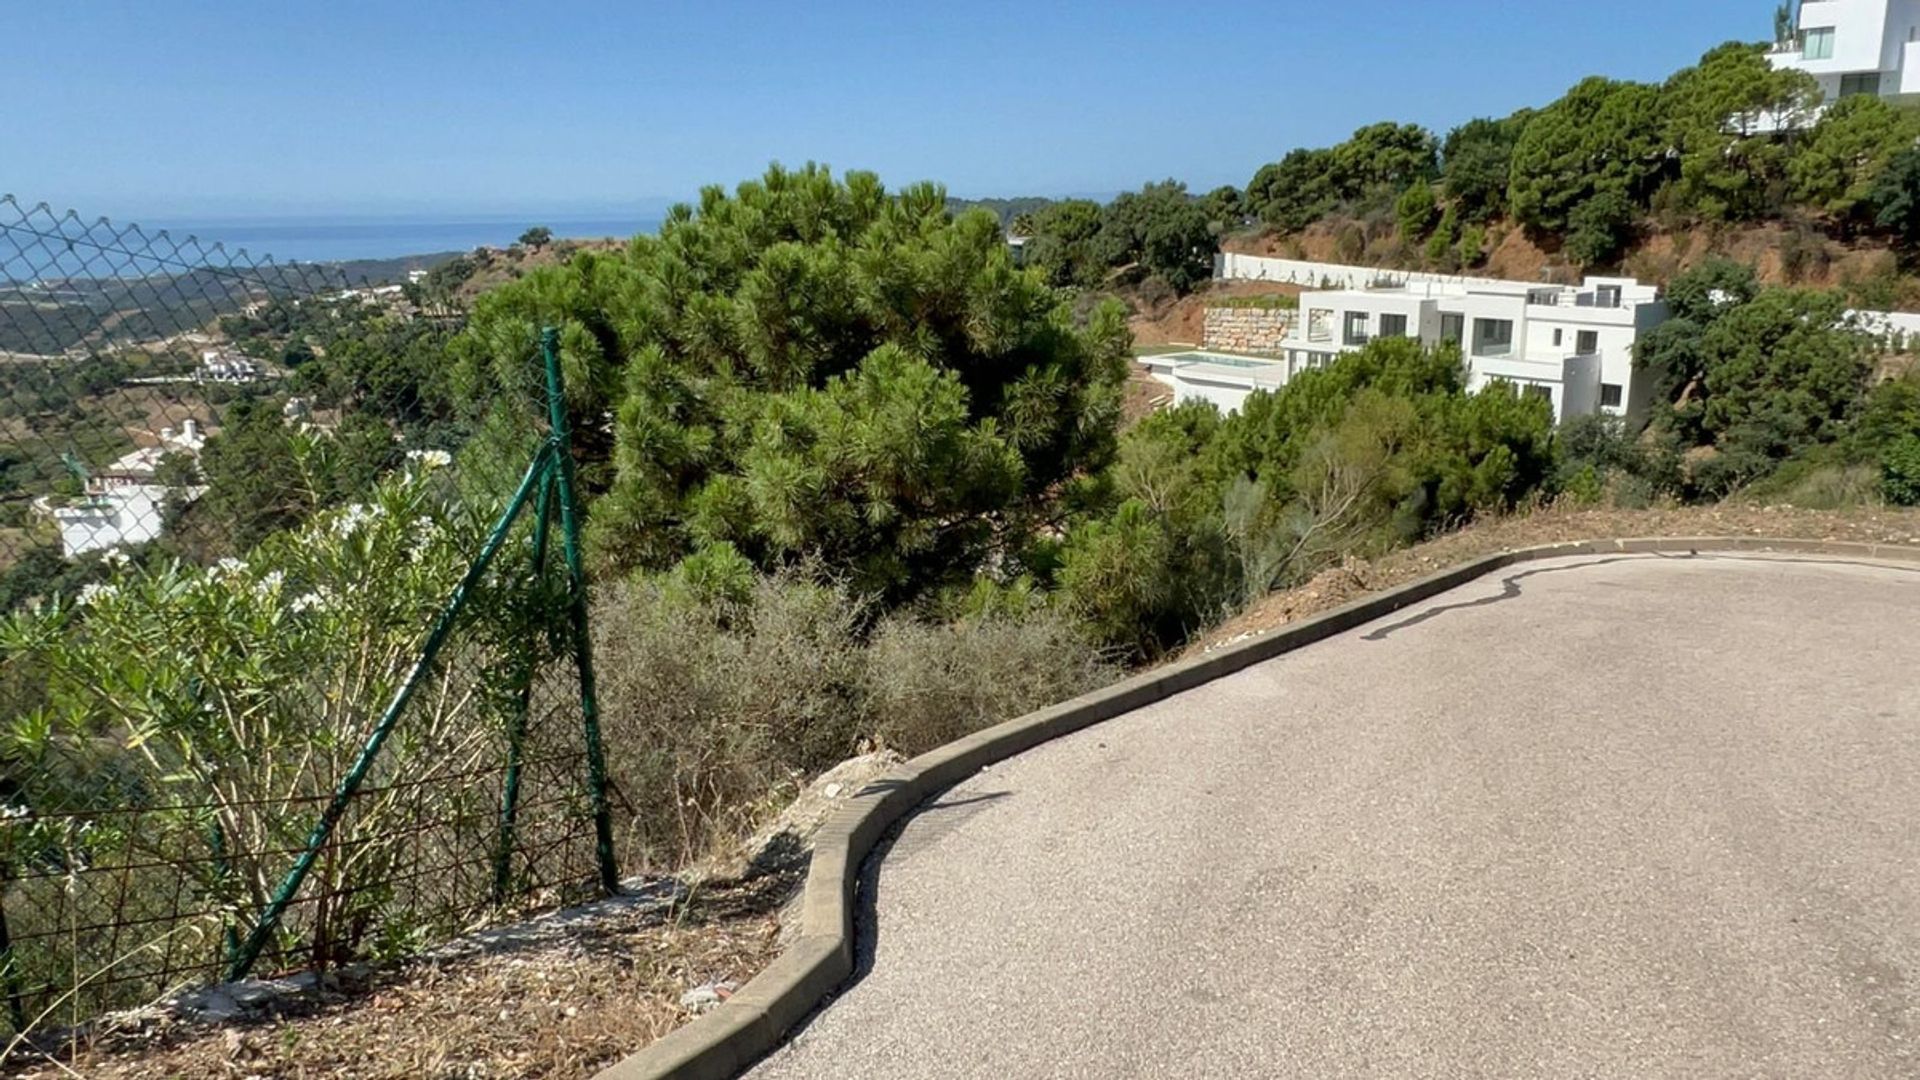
[1215,252,1511,293]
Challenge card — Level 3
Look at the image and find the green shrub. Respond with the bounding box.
[591,573,865,868]
[1883,434,1920,505]
[0,460,543,1013]
[1395,180,1438,241]
[1457,224,1488,267]
[1061,338,1555,657]
[863,608,1116,756]
[590,571,1117,867]
[1565,190,1635,267]
[1209,294,1299,311]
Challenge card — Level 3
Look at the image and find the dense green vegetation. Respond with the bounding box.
[1003,180,1230,295]
[1551,259,1919,507]
[1235,40,1920,267]
[1059,338,1554,656]
[453,164,1132,604]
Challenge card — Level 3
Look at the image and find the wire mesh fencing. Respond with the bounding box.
[0,197,614,1047]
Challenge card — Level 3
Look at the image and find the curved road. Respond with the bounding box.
[748,553,1920,1079]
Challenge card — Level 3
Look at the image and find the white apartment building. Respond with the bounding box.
[1166,258,1673,420]
[1771,0,1920,104]
[1280,276,1668,422]
[43,420,208,557]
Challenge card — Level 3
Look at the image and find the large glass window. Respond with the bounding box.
[1600,383,1624,409]
[1840,72,1882,98]
[1472,318,1514,357]
[1440,313,1464,345]
[1577,330,1599,355]
[1343,311,1370,346]
[1802,26,1835,60]
[1379,313,1408,338]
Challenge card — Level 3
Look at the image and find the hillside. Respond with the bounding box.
[1224,215,1920,305]
[436,236,625,304]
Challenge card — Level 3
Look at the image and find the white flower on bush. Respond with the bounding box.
[407,515,442,563]
[331,503,376,539]
[253,570,286,598]
[215,557,246,578]
[103,550,131,569]
[289,586,335,615]
[76,582,119,607]
[407,449,452,470]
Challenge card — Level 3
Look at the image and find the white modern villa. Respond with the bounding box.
[1280,275,1667,421]
[41,420,208,557]
[1153,259,1670,423]
[1771,0,1920,104]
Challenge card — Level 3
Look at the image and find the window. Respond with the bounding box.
[1577,330,1599,355]
[1307,309,1333,342]
[1379,313,1408,338]
[1840,72,1882,98]
[1440,313,1465,345]
[1524,384,1554,410]
[1343,311,1370,346]
[1802,26,1835,60]
[1595,285,1622,308]
[1600,383,1624,409]
[1472,318,1514,356]
[1553,329,1563,347]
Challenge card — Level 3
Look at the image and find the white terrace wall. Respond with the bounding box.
[1854,309,1920,352]
[1203,307,1293,355]
[1215,252,1511,293]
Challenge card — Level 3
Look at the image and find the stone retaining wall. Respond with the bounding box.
[1203,307,1292,355]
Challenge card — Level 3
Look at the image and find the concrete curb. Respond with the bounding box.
[594,537,1920,1080]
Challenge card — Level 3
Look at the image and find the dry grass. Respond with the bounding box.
[11,877,788,1080]
[1122,364,1172,425]
[1126,280,1301,347]
[1193,502,1920,652]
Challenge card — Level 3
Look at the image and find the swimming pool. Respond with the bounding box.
[1157,350,1282,369]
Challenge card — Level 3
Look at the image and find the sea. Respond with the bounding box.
[135,213,666,264]
[0,209,665,280]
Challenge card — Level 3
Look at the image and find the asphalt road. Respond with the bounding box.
[746,553,1920,1079]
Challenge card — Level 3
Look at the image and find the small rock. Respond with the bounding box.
[822,782,843,799]
[194,989,241,1022]
[230,982,274,1008]
[679,981,738,1015]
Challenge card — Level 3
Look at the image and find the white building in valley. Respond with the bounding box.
[43,420,209,557]
[1771,0,1920,104]
[1176,256,1672,421]
[1280,276,1668,422]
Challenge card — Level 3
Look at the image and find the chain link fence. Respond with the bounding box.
[0,196,614,1048]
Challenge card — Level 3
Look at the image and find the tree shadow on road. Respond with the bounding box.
[1361,554,1665,641]
[1361,550,1920,642]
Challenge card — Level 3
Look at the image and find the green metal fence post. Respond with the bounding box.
[226,442,557,981]
[539,327,619,895]
[492,468,555,906]
[208,819,241,970]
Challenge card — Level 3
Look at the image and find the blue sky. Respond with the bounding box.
[7,0,1775,221]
